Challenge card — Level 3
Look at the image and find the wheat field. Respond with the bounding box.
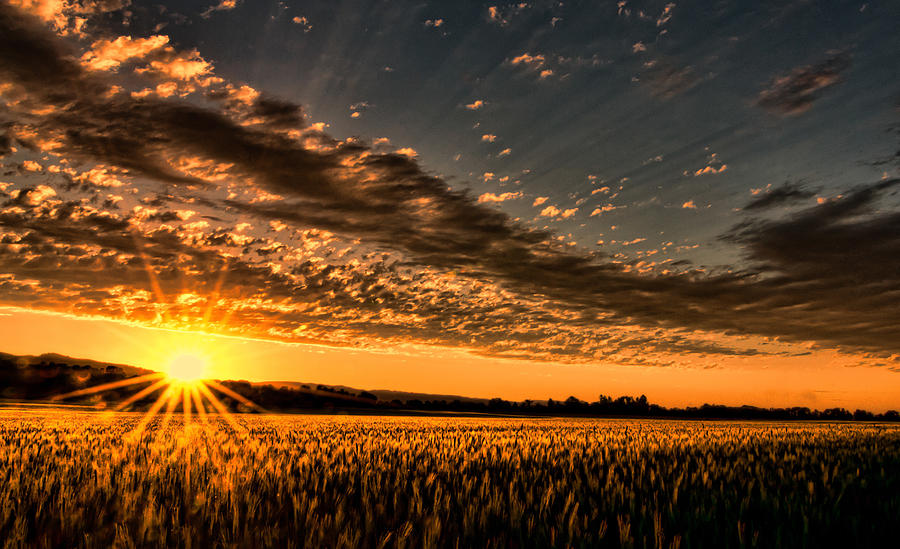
[1,409,898,548]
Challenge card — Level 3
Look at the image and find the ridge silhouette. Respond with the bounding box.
[2,351,896,421]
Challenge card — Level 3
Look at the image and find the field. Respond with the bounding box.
[1,410,899,548]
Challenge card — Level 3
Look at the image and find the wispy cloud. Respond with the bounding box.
[201,0,239,19]
[644,64,697,99]
[477,191,522,203]
[694,165,727,176]
[743,182,817,210]
[291,16,312,32]
[757,55,850,115]
[81,35,170,72]
[510,53,545,68]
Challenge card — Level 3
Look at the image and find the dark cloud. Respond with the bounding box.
[0,132,11,157]
[0,187,746,366]
[250,97,306,129]
[722,178,900,352]
[1,4,899,365]
[757,55,850,115]
[743,182,818,210]
[0,7,106,103]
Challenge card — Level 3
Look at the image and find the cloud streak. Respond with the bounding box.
[743,182,817,210]
[757,55,850,115]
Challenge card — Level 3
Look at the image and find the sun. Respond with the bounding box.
[52,340,265,436]
[165,352,209,383]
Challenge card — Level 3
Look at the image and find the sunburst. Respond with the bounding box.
[49,231,268,434]
[45,229,271,435]
[51,349,264,436]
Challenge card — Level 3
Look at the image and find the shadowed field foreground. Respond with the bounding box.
[2,411,899,548]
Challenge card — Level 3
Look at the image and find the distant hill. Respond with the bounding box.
[0,352,151,376]
[259,381,489,405]
[369,389,490,405]
[2,350,898,421]
[0,351,154,402]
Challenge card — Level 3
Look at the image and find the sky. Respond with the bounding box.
[0,0,899,410]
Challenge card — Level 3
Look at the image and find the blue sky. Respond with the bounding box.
[139,0,900,269]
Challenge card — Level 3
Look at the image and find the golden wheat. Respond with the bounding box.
[1,410,898,548]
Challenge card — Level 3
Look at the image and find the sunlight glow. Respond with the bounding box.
[165,352,209,383]
[50,330,265,440]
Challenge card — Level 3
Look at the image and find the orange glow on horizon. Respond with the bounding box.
[2,306,899,413]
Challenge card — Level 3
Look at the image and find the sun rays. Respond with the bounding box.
[47,236,267,437]
[51,349,264,437]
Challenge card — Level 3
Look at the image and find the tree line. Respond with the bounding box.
[2,356,897,421]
